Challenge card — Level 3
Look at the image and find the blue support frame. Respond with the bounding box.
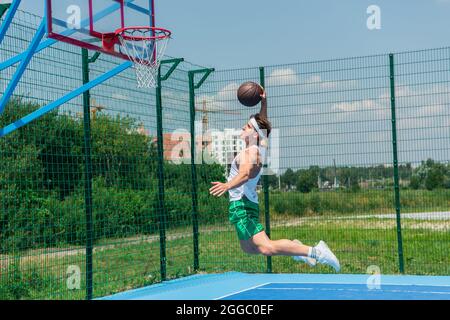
[0,0,150,131]
[0,0,151,126]
[0,0,150,74]
[0,1,125,73]
[0,61,132,137]
[0,0,21,45]
[0,20,46,115]
[0,2,126,114]
[126,1,151,15]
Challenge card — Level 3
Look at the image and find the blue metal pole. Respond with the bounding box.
[0,20,46,114]
[0,0,21,45]
[0,38,58,72]
[0,61,132,137]
[0,0,141,113]
[126,1,150,15]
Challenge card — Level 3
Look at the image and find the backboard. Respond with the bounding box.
[46,0,154,60]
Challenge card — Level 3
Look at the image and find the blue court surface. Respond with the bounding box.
[101,272,450,300]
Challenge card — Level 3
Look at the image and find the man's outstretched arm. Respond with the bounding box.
[259,88,267,119]
[209,148,259,197]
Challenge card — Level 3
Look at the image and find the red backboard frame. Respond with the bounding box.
[46,0,130,60]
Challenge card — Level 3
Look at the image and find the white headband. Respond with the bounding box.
[250,117,266,139]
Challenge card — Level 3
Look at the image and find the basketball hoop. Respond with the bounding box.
[115,26,171,88]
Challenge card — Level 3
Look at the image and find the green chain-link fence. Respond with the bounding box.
[1,10,449,300]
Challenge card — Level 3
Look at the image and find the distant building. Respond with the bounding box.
[136,126,150,136]
[318,175,340,190]
[209,129,245,167]
[161,132,203,162]
[151,130,245,164]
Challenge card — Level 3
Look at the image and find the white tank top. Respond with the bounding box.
[227,144,267,203]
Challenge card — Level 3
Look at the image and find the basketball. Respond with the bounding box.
[237,81,263,107]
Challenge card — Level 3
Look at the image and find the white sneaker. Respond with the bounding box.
[315,240,340,272]
[292,240,317,267]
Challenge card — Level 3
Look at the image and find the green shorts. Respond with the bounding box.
[228,196,264,240]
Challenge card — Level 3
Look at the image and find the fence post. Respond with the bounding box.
[389,53,405,274]
[259,67,272,273]
[155,58,184,281]
[81,48,95,300]
[155,66,167,281]
[188,68,214,272]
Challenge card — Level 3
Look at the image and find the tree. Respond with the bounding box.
[296,166,320,193]
[281,168,296,190]
[265,174,279,189]
[409,158,449,190]
[425,163,446,190]
[339,167,360,190]
[409,175,421,189]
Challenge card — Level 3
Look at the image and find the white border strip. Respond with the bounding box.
[256,287,450,295]
[264,282,450,287]
[216,282,450,300]
[214,282,272,300]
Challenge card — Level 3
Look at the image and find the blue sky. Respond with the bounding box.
[18,0,450,69]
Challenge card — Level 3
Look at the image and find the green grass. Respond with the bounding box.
[268,189,450,216]
[1,218,448,299]
[270,219,449,276]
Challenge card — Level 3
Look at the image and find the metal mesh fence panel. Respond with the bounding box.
[394,48,450,275]
[264,56,398,275]
[194,67,267,274]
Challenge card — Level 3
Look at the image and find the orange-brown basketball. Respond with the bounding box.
[237,82,263,107]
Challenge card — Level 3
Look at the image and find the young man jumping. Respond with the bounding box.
[209,89,340,272]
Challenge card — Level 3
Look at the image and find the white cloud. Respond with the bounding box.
[112,94,130,101]
[217,82,240,102]
[332,99,379,112]
[336,83,450,119]
[305,75,339,89]
[300,75,360,93]
[197,82,240,112]
[306,75,322,84]
[267,68,299,86]
[396,83,450,118]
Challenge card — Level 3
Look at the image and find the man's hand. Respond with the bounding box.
[260,88,266,100]
[209,182,230,197]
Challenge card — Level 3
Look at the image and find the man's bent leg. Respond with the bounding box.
[250,231,311,257]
